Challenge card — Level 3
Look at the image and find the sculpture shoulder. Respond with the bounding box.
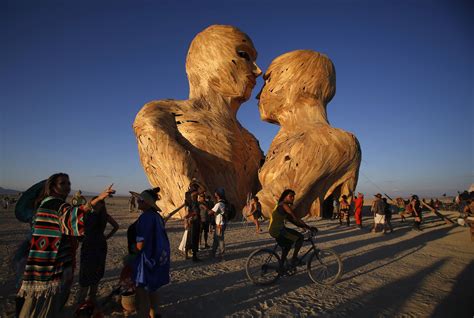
[268,125,360,157]
[134,99,193,128]
[307,125,360,147]
[137,99,190,117]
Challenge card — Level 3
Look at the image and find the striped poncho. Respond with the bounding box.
[18,196,86,297]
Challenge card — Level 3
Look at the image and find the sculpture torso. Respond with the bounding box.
[258,123,361,218]
[134,98,263,216]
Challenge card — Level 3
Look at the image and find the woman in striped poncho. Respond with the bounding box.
[18,173,115,318]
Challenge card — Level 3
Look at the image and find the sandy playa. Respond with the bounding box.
[0,196,473,317]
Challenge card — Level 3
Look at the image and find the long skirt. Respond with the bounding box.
[79,238,107,287]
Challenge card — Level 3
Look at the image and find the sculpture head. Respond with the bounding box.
[257,50,336,124]
[186,25,262,103]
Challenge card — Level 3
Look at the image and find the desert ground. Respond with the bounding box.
[0,196,473,317]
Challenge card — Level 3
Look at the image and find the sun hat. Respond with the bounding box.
[374,193,382,198]
[129,188,162,212]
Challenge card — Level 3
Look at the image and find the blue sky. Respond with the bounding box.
[1,0,472,198]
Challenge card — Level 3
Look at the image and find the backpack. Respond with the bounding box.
[223,200,236,221]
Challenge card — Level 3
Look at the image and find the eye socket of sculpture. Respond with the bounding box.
[237,50,251,61]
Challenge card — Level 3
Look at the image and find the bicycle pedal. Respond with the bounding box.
[286,268,296,276]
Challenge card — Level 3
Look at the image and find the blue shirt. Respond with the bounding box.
[133,208,170,291]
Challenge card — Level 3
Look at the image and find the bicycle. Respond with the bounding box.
[245,229,343,285]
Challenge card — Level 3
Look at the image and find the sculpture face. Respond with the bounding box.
[257,50,336,124]
[257,70,287,124]
[186,25,262,101]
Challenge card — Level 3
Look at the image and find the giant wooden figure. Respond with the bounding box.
[257,50,361,218]
[134,25,264,217]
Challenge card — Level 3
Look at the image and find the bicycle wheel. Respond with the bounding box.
[307,249,343,285]
[245,248,281,285]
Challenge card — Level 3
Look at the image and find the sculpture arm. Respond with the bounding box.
[133,101,203,203]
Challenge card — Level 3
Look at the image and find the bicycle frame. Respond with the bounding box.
[269,233,319,267]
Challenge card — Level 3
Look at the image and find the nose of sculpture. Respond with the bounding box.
[253,62,262,77]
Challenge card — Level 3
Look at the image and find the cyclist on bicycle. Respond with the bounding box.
[269,189,317,270]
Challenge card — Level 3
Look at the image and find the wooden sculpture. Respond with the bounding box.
[133,25,264,217]
[256,50,361,218]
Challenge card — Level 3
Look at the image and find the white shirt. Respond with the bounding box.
[212,201,226,226]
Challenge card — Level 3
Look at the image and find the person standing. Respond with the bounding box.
[131,188,170,318]
[332,198,339,220]
[411,195,423,231]
[382,198,393,233]
[129,195,137,213]
[354,193,364,229]
[249,196,263,233]
[339,195,351,227]
[371,193,385,233]
[198,193,211,249]
[77,198,119,310]
[184,182,201,262]
[210,188,227,259]
[18,173,115,318]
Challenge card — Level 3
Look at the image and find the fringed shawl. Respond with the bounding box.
[18,196,86,297]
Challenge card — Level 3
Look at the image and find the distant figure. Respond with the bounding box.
[206,195,216,234]
[398,198,412,222]
[130,188,170,318]
[429,198,435,208]
[184,182,201,262]
[72,190,87,207]
[198,193,211,249]
[77,198,119,310]
[382,198,393,233]
[411,195,423,231]
[2,196,10,209]
[354,193,364,229]
[332,198,340,220]
[339,195,351,227]
[371,193,385,233]
[249,196,263,233]
[18,173,115,318]
[129,195,138,213]
[210,188,227,259]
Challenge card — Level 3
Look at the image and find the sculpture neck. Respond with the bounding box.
[278,99,329,127]
[190,88,240,119]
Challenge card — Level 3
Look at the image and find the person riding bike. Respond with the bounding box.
[268,189,317,271]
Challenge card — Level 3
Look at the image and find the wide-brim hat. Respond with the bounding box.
[129,190,162,212]
[374,193,382,198]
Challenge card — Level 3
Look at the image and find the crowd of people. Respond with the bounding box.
[331,192,427,233]
[11,171,473,318]
[12,173,243,318]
